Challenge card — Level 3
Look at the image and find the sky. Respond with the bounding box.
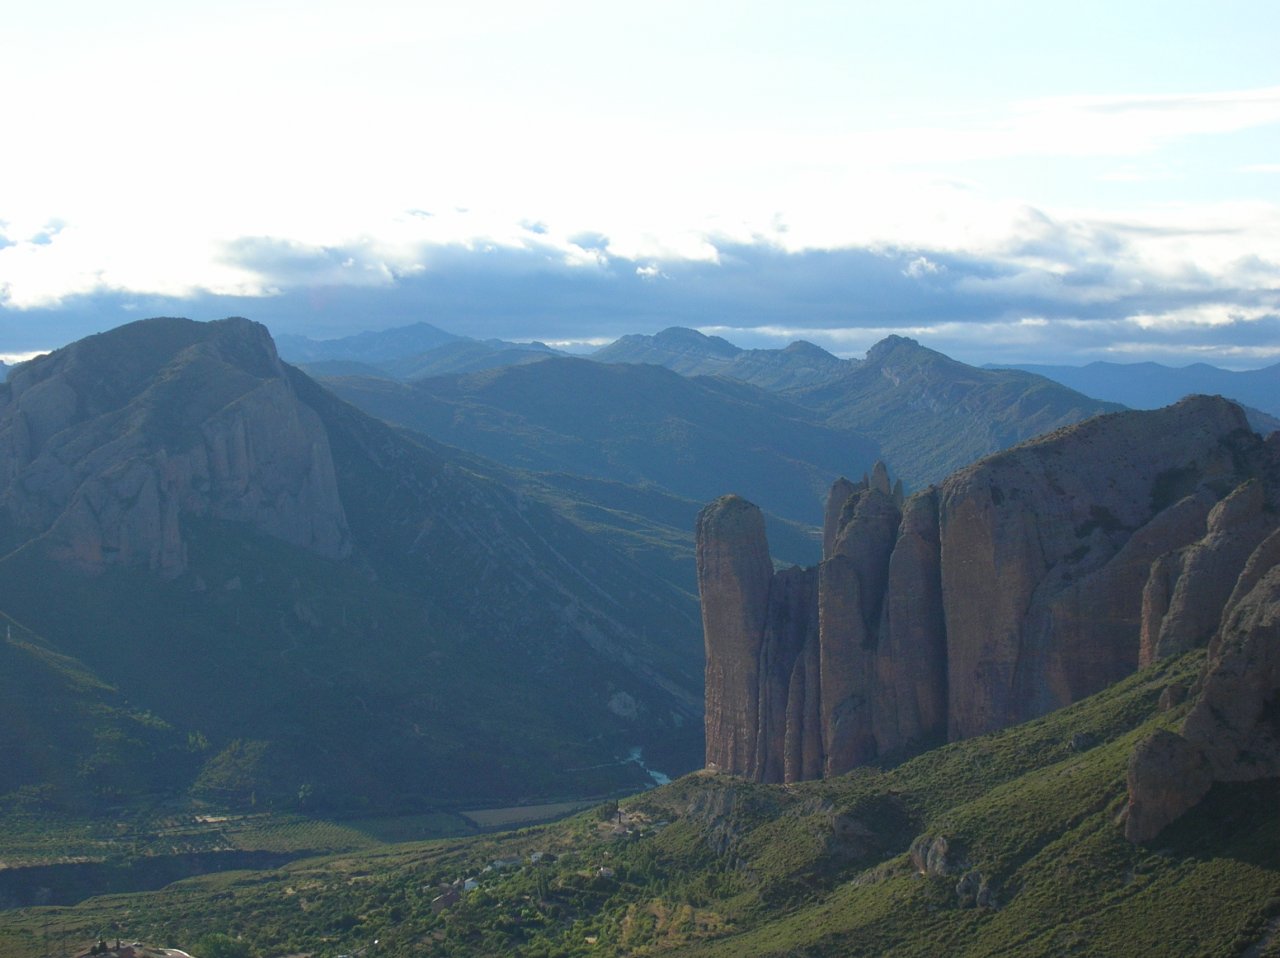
[2,0,1278,367]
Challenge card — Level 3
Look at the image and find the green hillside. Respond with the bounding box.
[788,335,1123,489]
[323,357,880,527]
[5,649,1274,957]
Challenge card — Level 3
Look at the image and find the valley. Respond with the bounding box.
[0,316,1276,957]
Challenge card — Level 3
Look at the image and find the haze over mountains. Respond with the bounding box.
[322,358,878,571]
[276,322,1280,432]
[1,314,1234,819]
[0,314,1137,821]
[280,320,1280,490]
[995,359,1280,419]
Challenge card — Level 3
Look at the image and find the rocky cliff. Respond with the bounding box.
[0,317,350,577]
[700,397,1280,782]
[1125,519,1280,842]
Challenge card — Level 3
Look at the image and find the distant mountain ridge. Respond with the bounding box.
[785,335,1123,489]
[280,323,1180,495]
[320,329,1126,577]
[276,322,565,380]
[992,358,1280,419]
[591,325,850,390]
[587,328,1122,488]
[274,321,461,363]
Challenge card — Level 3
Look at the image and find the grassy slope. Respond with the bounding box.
[4,650,1276,957]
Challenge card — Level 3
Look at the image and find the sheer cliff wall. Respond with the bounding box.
[699,396,1280,782]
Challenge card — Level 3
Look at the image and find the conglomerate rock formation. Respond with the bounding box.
[699,396,1280,783]
[1124,547,1280,842]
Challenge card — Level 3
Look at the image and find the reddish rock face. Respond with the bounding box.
[875,490,946,754]
[1125,560,1280,842]
[1123,728,1213,844]
[757,565,819,783]
[699,397,1280,784]
[697,494,773,777]
[821,484,902,773]
[1184,563,1280,781]
[1148,480,1275,660]
[938,396,1259,740]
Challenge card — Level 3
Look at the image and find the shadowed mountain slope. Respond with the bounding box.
[322,357,882,567]
[0,317,703,812]
[788,335,1124,488]
[591,329,1122,489]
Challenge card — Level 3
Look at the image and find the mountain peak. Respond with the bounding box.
[649,326,741,357]
[0,316,349,577]
[864,335,929,364]
[275,321,459,364]
[592,329,845,389]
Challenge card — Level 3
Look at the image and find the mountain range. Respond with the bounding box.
[277,321,568,382]
[277,320,1280,434]
[313,329,1123,577]
[1,316,1277,956]
[994,358,1280,419]
[4,399,1276,955]
[321,358,880,570]
[591,326,850,390]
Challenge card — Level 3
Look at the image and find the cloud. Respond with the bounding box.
[8,222,1273,369]
[219,237,401,290]
[903,256,944,278]
[0,153,1275,369]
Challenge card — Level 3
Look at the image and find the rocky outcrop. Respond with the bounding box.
[1125,556,1280,842]
[875,490,946,752]
[1144,480,1275,661]
[1123,728,1214,843]
[699,397,1280,783]
[0,317,350,577]
[699,467,920,780]
[937,397,1260,739]
[698,495,774,777]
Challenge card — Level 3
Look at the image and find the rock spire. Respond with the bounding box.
[698,398,1280,782]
